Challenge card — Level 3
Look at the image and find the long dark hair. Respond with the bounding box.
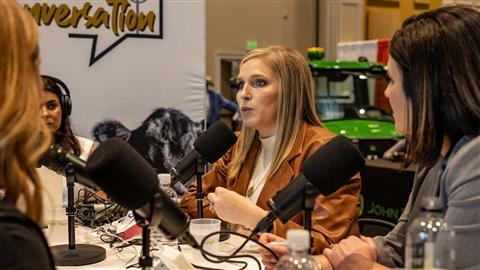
[42,76,81,156]
[390,5,480,167]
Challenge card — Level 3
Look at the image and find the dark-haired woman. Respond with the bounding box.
[41,76,95,161]
[259,5,480,270]
[38,76,98,209]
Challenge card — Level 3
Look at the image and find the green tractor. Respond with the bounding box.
[307,48,403,157]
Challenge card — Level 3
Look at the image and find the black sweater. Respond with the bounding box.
[0,200,55,270]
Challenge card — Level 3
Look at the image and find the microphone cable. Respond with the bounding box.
[184,230,281,270]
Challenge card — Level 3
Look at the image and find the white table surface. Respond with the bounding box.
[51,226,264,270]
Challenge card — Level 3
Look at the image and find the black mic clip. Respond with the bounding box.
[170,153,207,187]
[252,211,277,234]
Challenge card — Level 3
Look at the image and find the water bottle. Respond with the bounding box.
[158,173,179,203]
[275,229,321,270]
[405,196,455,269]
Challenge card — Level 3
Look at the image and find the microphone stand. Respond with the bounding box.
[195,156,206,218]
[303,182,317,252]
[134,214,153,270]
[50,163,106,266]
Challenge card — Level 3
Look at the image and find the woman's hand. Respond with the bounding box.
[323,236,377,269]
[207,187,267,229]
[257,233,288,270]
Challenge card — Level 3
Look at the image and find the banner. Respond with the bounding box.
[21,0,205,172]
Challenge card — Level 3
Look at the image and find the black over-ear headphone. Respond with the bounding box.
[41,75,72,120]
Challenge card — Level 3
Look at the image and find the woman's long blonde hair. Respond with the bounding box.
[227,46,322,181]
[0,0,51,223]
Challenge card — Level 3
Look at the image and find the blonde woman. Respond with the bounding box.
[0,1,55,269]
[181,46,361,254]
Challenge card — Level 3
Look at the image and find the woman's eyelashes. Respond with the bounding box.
[236,78,268,90]
[253,78,267,87]
[46,101,58,111]
[237,81,245,90]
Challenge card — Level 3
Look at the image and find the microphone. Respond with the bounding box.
[85,138,199,248]
[253,136,365,233]
[39,144,99,191]
[170,121,237,186]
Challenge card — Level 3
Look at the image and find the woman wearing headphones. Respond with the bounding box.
[38,75,103,209]
[41,75,95,161]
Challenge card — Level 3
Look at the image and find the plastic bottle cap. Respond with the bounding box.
[158,173,171,186]
[286,229,310,251]
[421,196,443,212]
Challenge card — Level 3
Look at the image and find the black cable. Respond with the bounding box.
[191,259,248,270]
[74,187,129,228]
[100,233,119,244]
[202,251,259,270]
[177,245,248,270]
[204,230,279,260]
[107,237,142,252]
[197,230,280,270]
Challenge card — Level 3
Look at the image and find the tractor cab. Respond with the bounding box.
[307,47,403,157]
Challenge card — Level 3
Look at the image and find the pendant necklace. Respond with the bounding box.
[246,152,268,198]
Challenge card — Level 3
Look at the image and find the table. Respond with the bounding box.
[52,226,264,270]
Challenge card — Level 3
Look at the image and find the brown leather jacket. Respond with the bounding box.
[181,122,361,254]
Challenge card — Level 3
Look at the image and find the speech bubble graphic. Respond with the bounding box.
[24,0,163,66]
[69,0,163,66]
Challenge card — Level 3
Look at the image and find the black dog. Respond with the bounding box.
[92,108,202,173]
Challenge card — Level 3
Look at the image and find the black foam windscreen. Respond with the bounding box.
[302,135,365,196]
[254,135,365,232]
[193,121,237,163]
[85,138,159,209]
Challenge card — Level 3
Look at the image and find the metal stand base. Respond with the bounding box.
[50,244,106,266]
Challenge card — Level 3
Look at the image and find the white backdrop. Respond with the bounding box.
[20,0,205,138]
